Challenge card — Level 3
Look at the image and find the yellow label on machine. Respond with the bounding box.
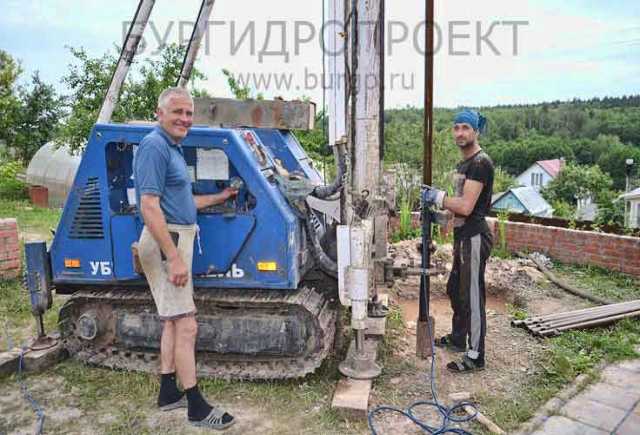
[257,261,277,272]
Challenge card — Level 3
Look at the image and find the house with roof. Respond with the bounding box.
[516,158,565,191]
[620,187,640,228]
[492,186,554,217]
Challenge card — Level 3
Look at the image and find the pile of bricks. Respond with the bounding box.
[0,218,20,279]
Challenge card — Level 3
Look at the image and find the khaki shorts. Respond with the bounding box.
[138,224,197,320]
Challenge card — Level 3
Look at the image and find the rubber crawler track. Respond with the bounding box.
[59,286,337,380]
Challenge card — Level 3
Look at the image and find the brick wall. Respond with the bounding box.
[488,218,640,278]
[0,218,20,279]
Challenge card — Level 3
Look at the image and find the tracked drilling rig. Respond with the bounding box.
[24,0,393,380]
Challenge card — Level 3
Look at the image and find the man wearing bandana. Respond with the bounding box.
[423,109,494,373]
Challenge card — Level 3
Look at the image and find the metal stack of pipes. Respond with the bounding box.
[512,300,640,337]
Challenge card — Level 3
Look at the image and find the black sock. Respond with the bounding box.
[185,385,233,424]
[158,372,182,406]
[185,385,213,420]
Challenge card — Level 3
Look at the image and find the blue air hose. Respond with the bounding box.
[368,201,480,434]
[367,317,479,434]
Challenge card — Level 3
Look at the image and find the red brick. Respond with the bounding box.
[1,245,19,256]
[0,251,18,261]
[0,258,20,270]
[1,236,18,245]
[0,219,17,229]
[622,266,640,277]
[0,270,19,279]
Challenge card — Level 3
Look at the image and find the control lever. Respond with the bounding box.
[223,177,244,218]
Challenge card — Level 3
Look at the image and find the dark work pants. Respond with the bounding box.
[446,231,493,360]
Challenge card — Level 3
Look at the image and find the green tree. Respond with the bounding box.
[57,44,208,153]
[120,44,208,121]
[0,50,22,148]
[221,69,263,100]
[294,111,330,164]
[594,190,625,227]
[550,200,575,219]
[13,72,64,162]
[597,143,640,190]
[56,47,118,152]
[572,134,619,166]
[542,163,613,205]
[493,166,517,193]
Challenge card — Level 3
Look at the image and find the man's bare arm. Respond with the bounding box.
[443,179,483,217]
[140,194,188,286]
[193,187,237,210]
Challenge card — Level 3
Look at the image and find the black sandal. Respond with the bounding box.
[447,355,485,373]
[434,335,466,353]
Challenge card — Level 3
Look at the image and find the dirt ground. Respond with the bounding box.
[1,238,596,435]
[367,239,594,434]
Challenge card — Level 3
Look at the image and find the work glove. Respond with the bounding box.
[421,185,446,209]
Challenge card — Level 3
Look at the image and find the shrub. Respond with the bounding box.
[0,160,27,199]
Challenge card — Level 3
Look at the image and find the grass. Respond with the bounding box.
[0,199,62,241]
[0,279,64,350]
[477,318,640,433]
[0,199,63,349]
[2,197,640,433]
[476,257,640,435]
[0,311,365,434]
[552,261,640,302]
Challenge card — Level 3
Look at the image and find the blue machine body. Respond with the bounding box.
[49,123,323,292]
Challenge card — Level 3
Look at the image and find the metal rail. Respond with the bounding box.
[177,0,216,87]
[97,0,155,123]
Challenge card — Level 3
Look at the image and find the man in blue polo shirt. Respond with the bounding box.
[134,87,237,430]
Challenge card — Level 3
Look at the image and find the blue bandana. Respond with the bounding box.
[454,109,487,133]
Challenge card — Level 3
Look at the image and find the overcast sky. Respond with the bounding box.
[1,0,639,108]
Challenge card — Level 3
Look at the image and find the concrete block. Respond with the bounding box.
[578,382,640,411]
[22,342,65,373]
[616,413,640,435]
[0,349,21,377]
[616,358,640,373]
[601,365,640,391]
[331,378,372,419]
[556,374,590,401]
[531,416,608,435]
[561,397,627,432]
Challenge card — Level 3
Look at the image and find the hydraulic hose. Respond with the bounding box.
[304,208,338,278]
[311,141,347,199]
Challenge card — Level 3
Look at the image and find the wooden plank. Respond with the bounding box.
[331,378,372,419]
[193,97,315,130]
[332,338,381,419]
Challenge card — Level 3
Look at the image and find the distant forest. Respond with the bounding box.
[383,95,640,191]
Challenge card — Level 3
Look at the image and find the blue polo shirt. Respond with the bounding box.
[133,126,197,225]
